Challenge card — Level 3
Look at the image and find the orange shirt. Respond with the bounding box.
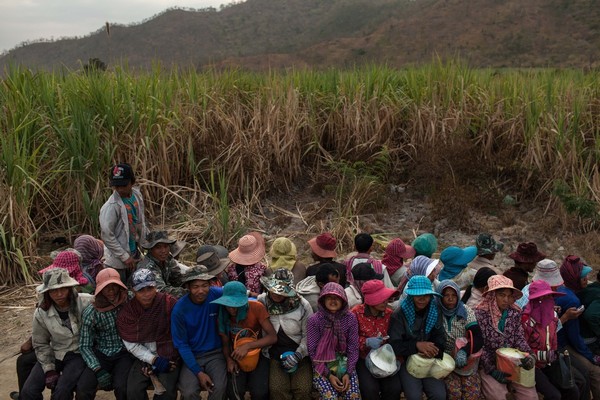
[229,300,269,339]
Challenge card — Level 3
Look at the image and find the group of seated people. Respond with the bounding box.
[11,229,600,400]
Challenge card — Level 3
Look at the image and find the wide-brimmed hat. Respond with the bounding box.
[405,275,441,297]
[532,259,563,287]
[385,238,416,259]
[475,234,504,256]
[528,280,565,300]
[484,275,523,299]
[352,262,383,281]
[181,265,214,285]
[308,232,337,259]
[509,242,546,264]
[95,267,127,295]
[269,237,297,269]
[440,246,478,266]
[196,249,230,276]
[412,233,438,258]
[142,231,176,250]
[197,244,229,260]
[229,232,265,265]
[362,280,399,306]
[110,163,134,187]
[38,250,88,285]
[210,281,249,308]
[37,268,80,293]
[170,240,187,258]
[131,268,156,291]
[260,268,297,297]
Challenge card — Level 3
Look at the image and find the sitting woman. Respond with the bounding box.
[461,266,496,309]
[436,280,483,400]
[307,282,361,400]
[522,279,581,400]
[269,237,306,286]
[226,232,271,297]
[475,275,537,400]
[351,280,402,399]
[257,269,314,400]
[21,268,94,400]
[211,281,277,400]
[389,275,446,400]
[73,234,105,288]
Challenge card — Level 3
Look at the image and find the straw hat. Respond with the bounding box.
[37,268,80,294]
[484,275,523,299]
[95,268,126,295]
[308,233,337,259]
[229,232,265,265]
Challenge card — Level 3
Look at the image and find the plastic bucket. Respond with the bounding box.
[496,348,535,387]
[430,352,456,379]
[406,354,435,379]
[454,336,482,377]
[234,328,260,372]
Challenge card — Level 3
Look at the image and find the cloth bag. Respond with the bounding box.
[545,350,575,389]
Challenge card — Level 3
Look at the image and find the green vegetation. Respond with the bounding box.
[1,61,599,283]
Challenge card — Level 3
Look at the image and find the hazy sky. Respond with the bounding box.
[0,0,238,53]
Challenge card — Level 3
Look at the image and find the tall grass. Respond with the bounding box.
[1,61,600,282]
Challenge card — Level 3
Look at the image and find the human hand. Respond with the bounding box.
[20,337,33,353]
[563,307,583,321]
[593,355,600,366]
[490,369,510,384]
[124,257,136,269]
[153,356,171,373]
[455,349,468,368]
[416,341,438,358]
[366,337,384,350]
[341,374,350,392]
[45,370,60,390]
[226,357,239,374]
[95,369,113,390]
[231,343,250,361]
[520,355,535,370]
[281,352,301,370]
[328,374,343,392]
[197,371,214,393]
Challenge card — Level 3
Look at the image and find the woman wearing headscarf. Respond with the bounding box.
[21,268,94,400]
[389,275,446,400]
[269,237,306,287]
[307,282,360,399]
[475,275,537,400]
[257,269,313,400]
[436,280,483,400]
[461,267,496,309]
[381,238,415,286]
[556,255,600,399]
[73,235,105,286]
[397,255,440,300]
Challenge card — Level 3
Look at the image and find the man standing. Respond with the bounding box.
[78,268,134,400]
[99,163,148,283]
[171,266,227,400]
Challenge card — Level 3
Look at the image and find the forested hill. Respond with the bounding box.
[1,0,599,71]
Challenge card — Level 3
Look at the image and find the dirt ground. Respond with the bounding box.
[1,186,596,398]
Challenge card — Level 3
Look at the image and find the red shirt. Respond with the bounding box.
[351,303,393,359]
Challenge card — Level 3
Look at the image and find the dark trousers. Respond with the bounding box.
[127,359,181,400]
[17,350,37,392]
[356,358,402,399]
[20,352,87,400]
[78,349,134,400]
[399,362,446,400]
[566,350,592,400]
[178,349,227,400]
[227,354,269,400]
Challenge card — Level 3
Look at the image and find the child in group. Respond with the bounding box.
[307,282,361,400]
[436,280,483,400]
[475,275,537,400]
[389,275,446,400]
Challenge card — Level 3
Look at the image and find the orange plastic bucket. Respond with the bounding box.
[234,328,260,372]
[495,348,535,387]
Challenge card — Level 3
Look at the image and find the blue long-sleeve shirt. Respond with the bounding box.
[171,287,223,375]
[556,286,595,362]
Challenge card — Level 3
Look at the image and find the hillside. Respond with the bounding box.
[1,0,600,72]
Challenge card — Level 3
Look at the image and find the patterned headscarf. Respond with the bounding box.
[397,255,438,294]
[560,255,585,292]
[401,293,439,335]
[74,235,104,280]
[437,280,467,319]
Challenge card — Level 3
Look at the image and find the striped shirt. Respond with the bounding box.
[79,304,125,371]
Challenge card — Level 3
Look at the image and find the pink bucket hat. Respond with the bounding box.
[229,232,266,265]
[484,275,523,299]
[308,232,337,258]
[95,267,127,295]
[38,250,88,285]
[362,280,399,306]
[528,280,565,300]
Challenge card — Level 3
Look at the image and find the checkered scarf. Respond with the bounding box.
[401,294,438,335]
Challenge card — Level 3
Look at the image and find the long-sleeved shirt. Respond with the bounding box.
[257,293,313,359]
[171,288,223,376]
[388,306,445,360]
[556,286,595,362]
[351,304,392,359]
[79,304,125,371]
[137,253,186,298]
[475,307,530,373]
[32,293,94,372]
